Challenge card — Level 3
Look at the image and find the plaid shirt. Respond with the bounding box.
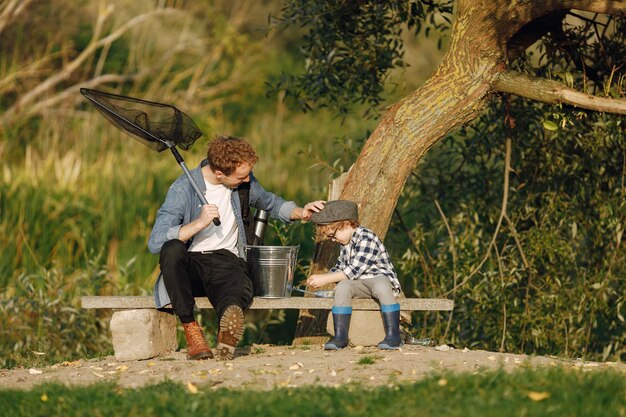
[330,226,401,293]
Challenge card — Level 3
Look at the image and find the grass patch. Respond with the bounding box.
[357,355,376,365]
[0,368,624,417]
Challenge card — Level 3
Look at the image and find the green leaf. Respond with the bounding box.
[542,120,558,131]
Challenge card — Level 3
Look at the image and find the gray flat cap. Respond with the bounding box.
[310,200,358,224]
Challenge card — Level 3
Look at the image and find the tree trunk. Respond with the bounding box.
[293,0,626,340]
[342,0,626,238]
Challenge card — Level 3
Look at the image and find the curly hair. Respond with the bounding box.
[207,135,259,175]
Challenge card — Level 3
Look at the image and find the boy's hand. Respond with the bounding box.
[306,274,329,288]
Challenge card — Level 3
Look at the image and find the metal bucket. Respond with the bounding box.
[244,245,300,298]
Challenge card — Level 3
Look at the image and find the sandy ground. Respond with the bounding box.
[2,344,624,391]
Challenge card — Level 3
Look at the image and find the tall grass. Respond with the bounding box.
[0,0,376,366]
[0,81,371,368]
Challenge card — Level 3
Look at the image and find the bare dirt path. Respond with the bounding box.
[2,344,623,391]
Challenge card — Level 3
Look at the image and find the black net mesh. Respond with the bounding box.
[80,88,203,152]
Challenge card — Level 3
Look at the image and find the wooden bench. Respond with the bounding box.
[82,295,453,361]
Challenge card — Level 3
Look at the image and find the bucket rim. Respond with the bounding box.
[244,245,300,249]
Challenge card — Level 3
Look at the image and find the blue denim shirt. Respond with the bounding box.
[149,159,297,308]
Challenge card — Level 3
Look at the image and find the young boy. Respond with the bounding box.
[307,200,403,350]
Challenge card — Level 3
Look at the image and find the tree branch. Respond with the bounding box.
[494,70,626,114]
[443,137,513,296]
[561,0,626,15]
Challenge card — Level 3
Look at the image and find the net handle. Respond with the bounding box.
[169,145,221,227]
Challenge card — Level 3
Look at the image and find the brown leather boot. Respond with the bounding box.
[182,321,213,360]
[216,305,245,361]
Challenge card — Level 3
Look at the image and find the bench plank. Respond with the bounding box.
[82,296,453,311]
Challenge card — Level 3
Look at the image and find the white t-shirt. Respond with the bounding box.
[188,180,238,255]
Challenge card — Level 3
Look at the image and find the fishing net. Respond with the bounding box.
[80,88,203,152]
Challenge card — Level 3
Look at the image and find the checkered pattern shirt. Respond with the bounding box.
[330,226,401,293]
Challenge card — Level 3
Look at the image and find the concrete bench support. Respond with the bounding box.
[83,296,453,361]
[110,309,178,361]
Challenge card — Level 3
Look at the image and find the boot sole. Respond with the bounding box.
[216,305,244,361]
[187,350,213,360]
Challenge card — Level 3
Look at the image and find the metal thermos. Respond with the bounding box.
[252,209,268,245]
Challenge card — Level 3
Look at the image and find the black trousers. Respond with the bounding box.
[159,239,253,323]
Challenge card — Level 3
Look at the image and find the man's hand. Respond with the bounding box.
[198,204,220,228]
[177,204,219,243]
[299,200,326,221]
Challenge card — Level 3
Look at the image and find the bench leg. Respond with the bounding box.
[110,309,178,361]
[327,311,384,346]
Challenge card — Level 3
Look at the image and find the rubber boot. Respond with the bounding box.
[324,306,352,350]
[378,304,403,350]
[182,321,214,360]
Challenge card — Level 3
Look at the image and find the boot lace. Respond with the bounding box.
[187,324,207,347]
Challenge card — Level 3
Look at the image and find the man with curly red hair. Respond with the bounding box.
[149,135,323,361]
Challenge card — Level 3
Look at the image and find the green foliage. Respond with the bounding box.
[1,1,624,365]
[1,368,625,417]
[269,0,453,116]
[275,4,625,361]
[0,254,141,369]
[390,83,625,361]
[0,1,380,366]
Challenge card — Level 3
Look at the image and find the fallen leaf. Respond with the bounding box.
[92,372,105,378]
[527,391,550,401]
[487,355,497,361]
[116,365,128,372]
[187,382,198,394]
